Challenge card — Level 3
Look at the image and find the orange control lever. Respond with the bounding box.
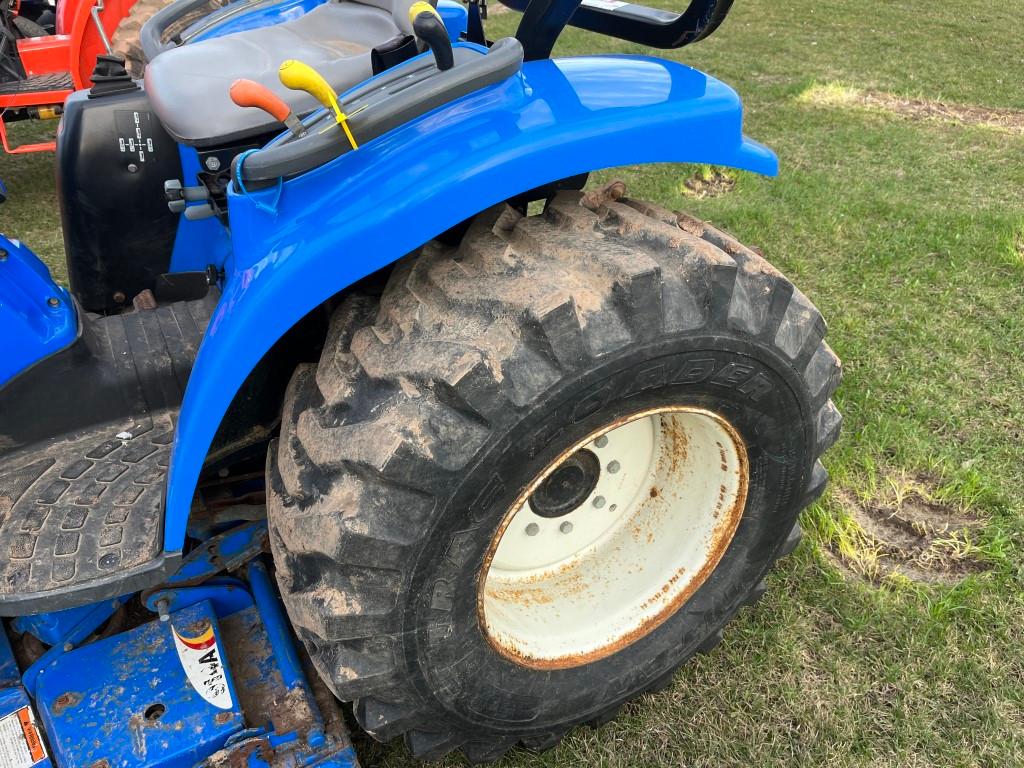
[229,79,305,137]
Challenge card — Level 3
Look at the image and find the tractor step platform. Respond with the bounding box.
[0,73,73,153]
[0,291,218,615]
[0,72,73,96]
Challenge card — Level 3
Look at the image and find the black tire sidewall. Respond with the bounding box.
[402,333,814,735]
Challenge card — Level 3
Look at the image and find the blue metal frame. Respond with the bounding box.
[168,146,235,274]
[163,53,777,549]
[0,235,77,386]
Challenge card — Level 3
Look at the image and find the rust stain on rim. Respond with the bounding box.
[477,406,749,671]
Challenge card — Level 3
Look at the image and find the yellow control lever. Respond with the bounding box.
[408,1,454,71]
[278,59,358,148]
[408,0,441,22]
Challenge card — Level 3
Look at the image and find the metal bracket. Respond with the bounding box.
[90,0,114,55]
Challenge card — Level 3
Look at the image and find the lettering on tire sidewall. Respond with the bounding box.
[406,346,811,730]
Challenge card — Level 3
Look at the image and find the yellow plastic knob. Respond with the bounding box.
[408,0,441,25]
[279,59,340,119]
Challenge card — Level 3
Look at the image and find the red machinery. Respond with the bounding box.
[1,0,147,152]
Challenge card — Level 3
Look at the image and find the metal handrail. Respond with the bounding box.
[507,0,734,60]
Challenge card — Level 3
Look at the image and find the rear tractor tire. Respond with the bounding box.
[111,0,226,78]
[267,186,842,763]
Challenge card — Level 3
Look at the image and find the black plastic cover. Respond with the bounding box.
[58,85,181,313]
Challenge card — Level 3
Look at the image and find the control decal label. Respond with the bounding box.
[172,622,233,710]
[115,110,157,163]
[0,705,47,767]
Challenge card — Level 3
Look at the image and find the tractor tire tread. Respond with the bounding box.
[268,188,841,762]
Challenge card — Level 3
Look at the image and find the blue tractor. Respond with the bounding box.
[0,0,842,764]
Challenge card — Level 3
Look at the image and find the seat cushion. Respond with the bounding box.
[145,1,406,146]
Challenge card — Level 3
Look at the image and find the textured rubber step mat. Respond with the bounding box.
[0,413,177,610]
[0,292,218,614]
[0,72,73,96]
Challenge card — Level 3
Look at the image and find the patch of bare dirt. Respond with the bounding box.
[802,84,1024,134]
[861,92,1024,133]
[830,476,990,586]
[681,169,736,199]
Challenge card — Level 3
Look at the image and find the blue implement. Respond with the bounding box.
[36,600,244,768]
[11,533,359,768]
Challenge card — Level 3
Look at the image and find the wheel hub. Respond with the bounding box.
[479,407,748,670]
[528,449,601,518]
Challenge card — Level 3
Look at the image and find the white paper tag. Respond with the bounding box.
[172,622,234,710]
[0,706,47,768]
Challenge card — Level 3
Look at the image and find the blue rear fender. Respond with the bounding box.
[164,54,778,550]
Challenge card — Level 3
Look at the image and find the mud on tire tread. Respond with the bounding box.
[111,0,225,78]
[268,188,841,763]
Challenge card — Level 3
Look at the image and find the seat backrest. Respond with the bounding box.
[353,0,430,35]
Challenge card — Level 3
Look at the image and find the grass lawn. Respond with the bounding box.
[2,0,1023,765]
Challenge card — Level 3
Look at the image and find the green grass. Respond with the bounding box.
[3,0,1024,765]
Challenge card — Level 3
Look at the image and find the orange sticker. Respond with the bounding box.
[0,705,47,767]
[17,708,45,763]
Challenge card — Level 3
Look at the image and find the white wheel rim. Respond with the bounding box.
[479,407,748,670]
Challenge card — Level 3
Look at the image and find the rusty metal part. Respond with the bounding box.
[132,289,158,311]
[477,406,748,671]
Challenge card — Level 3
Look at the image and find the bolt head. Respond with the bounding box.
[592,495,606,509]
[607,460,621,474]
[46,296,61,308]
[594,435,608,448]
[559,521,574,534]
[525,523,539,536]
[205,156,222,171]
[127,163,139,173]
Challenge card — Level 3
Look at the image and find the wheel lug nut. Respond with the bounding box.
[559,522,573,534]
[607,460,620,474]
[525,523,539,536]
[592,495,606,509]
[594,435,608,448]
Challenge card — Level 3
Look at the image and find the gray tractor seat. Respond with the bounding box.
[145,0,420,147]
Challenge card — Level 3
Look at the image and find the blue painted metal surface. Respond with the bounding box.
[0,235,76,387]
[12,602,101,648]
[208,601,357,768]
[0,629,20,687]
[187,0,324,43]
[169,146,235,275]
[163,54,777,548]
[247,562,306,694]
[0,630,52,767]
[0,529,358,768]
[21,596,129,696]
[437,0,468,41]
[162,520,269,585]
[37,600,243,768]
[146,581,255,619]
